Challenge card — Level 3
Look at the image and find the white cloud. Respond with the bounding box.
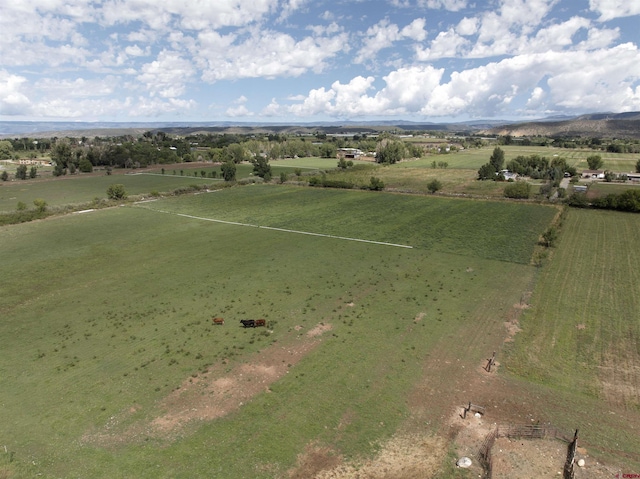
[456,17,479,36]
[589,0,640,21]
[356,18,427,63]
[200,30,348,82]
[286,44,640,118]
[125,45,150,57]
[226,104,253,117]
[401,18,428,41]
[415,28,469,60]
[34,77,119,98]
[0,70,32,115]
[100,0,277,31]
[137,51,195,98]
[418,0,467,11]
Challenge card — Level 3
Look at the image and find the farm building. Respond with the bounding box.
[582,169,605,179]
[337,148,364,159]
[627,172,640,182]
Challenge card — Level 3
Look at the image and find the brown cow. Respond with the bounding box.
[255,319,266,327]
[212,317,224,325]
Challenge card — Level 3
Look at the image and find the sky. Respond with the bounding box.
[1,0,640,123]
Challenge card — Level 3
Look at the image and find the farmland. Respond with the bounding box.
[1,184,555,478]
[1,145,640,478]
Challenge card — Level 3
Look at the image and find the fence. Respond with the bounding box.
[476,424,576,479]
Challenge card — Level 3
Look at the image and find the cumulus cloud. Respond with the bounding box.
[589,0,640,21]
[356,18,427,63]
[199,30,348,81]
[418,0,467,11]
[137,51,195,98]
[0,70,32,115]
[286,44,640,118]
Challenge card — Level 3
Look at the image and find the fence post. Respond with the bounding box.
[485,351,496,372]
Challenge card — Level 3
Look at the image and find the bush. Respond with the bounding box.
[566,192,589,208]
[33,198,47,213]
[503,181,531,199]
[106,184,127,200]
[15,164,27,180]
[427,179,442,194]
[367,177,385,191]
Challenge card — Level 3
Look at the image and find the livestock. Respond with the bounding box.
[255,319,266,327]
[240,319,255,328]
[212,317,224,325]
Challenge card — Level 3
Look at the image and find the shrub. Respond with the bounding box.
[503,181,531,199]
[33,199,47,213]
[367,177,385,191]
[427,179,442,194]
[106,184,127,200]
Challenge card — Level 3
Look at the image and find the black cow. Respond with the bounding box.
[240,319,255,328]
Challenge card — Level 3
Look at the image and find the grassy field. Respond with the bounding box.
[0,159,353,213]
[0,186,554,478]
[504,208,640,463]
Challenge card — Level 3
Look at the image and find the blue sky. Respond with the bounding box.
[1,0,639,123]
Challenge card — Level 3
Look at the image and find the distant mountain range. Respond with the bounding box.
[480,111,640,138]
[1,112,639,138]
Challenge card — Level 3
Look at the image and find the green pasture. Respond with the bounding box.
[587,181,640,197]
[404,145,639,173]
[0,187,552,478]
[504,208,640,463]
[141,185,556,264]
[0,172,219,213]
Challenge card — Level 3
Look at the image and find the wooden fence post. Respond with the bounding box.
[485,351,496,372]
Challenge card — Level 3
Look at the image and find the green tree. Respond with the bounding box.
[477,163,496,180]
[279,172,287,184]
[29,166,37,178]
[0,170,8,181]
[50,141,73,169]
[106,184,127,200]
[319,143,337,158]
[227,143,247,163]
[15,164,27,180]
[586,155,603,170]
[0,140,14,159]
[489,147,505,171]
[252,156,272,181]
[78,158,93,173]
[375,140,404,164]
[221,161,236,182]
[635,158,640,173]
[16,201,27,211]
[427,178,442,194]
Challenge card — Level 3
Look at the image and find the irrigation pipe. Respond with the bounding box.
[138,207,413,249]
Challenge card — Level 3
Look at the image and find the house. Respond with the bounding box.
[499,169,518,181]
[582,169,605,179]
[337,148,363,159]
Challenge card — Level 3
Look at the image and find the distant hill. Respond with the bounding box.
[481,111,640,138]
[1,112,639,138]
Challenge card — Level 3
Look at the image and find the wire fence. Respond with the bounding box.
[476,424,577,479]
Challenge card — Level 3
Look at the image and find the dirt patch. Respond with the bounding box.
[413,312,426,323]
[83,325,333,446]
[307,322,333,338]
[288,434,446,479]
